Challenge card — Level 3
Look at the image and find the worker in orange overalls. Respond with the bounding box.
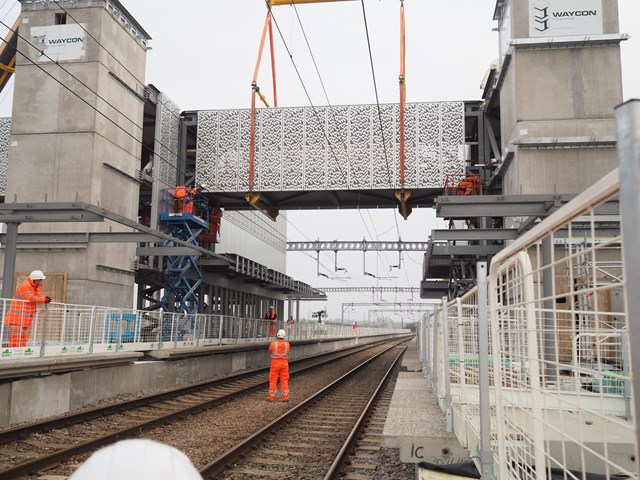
[3,270,51,347]
[264,305,277,337]
[457,174,482,196]
[268,329,290,402]
[174,185,201,214]
[351,321,358,337]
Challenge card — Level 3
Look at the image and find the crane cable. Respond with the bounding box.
[249,9,278,191]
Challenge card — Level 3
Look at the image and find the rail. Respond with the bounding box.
[0,300,407,359]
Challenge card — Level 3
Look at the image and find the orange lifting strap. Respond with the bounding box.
[399,0,406,187]
[252,0,409,218]
[250,9,278,191]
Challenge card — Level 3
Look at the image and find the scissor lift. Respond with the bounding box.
[159,188,209,316]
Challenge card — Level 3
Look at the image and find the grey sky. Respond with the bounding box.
[1,1,638,321]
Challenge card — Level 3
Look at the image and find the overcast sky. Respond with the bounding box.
[1,1,638,321]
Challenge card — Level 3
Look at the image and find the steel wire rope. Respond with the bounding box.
[365,209,407,282]
[49,0,190,178]
[359,0,402,244]
[290,3,387,279]
[232,209,355,284]
[264,2,350,181]
[357,208,393,279]
[0,19,189,186]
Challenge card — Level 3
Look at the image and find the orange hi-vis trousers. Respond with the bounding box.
[268,359,289,401]
[268,338,290,401]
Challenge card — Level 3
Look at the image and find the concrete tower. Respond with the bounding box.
[495,0,624,199]
[3,0,150,306]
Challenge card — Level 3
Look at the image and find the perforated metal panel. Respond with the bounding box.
[156,94,180,188]
[0,118,10,196]
[195,102,465,192]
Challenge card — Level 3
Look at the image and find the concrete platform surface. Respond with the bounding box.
[0,352,143,380]
[400,337,423,372]
[383,371,468,465]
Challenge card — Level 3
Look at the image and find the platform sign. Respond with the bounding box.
[30,23,86,62]
[529,0,603,37]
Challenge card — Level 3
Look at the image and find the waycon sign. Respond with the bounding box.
[529,0,603,37]
[31,24,86,62]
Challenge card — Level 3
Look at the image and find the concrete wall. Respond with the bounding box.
[1,1,148,307]
[0,334,407,426]
[497,0,623,201]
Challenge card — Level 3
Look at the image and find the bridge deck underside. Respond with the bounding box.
[204,187,443,210]
[195,102,465,209]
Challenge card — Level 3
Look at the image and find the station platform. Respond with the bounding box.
[0,333,407,428]
[383,339,475,478]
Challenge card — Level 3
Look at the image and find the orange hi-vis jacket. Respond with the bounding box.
[3,277,46,327]
[268,338,290,401]
[265,310,277,336]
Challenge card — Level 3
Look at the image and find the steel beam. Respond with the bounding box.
[436,194,577,218]
[431,244,503,256]
[136,247,202,256]
[0,232,159,244]
[342,302,434,308]
[431,229,518,241]
[318,286,420,293]
[287,240,428,252]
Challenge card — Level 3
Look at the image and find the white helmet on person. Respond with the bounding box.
[29,270,46,280]
[277,329,286,339]
[69,439,202,480]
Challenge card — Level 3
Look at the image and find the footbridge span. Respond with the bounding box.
[187,101,468,212]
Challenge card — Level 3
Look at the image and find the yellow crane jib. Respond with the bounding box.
[0,63,14,73]
[394,189,412,220]
[268,0,357,6]
[245,192,280,222]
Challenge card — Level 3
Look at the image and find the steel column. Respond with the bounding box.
[1,222,19,299]
[477,261,493,478]
[542,237,557,384]
[442,296,453,432]
[616,99,640,453]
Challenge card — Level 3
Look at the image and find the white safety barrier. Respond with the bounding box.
[0,300,406,359]
[418,168,638,478]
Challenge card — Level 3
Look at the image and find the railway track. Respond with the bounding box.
[199,340,408,479]
[0,338,409,479]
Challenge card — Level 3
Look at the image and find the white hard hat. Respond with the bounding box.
[269,305,274,309]
[69,439,202,480]
[29,270,46,280]
[277,329,286,339]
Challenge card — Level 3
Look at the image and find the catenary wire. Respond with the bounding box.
[265,2,350,181]
[0,18,188,183]
[359,0,402,242]
[290,3,391,267]
[50,0,190,158]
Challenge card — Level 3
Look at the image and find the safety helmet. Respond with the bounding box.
[277,329,286,339]
[29,270,46,280]
[69,439,202,480]
[269,305,274,310]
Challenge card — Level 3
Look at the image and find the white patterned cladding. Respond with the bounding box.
[0,118,10,196]
[156,93,180,188]
[195,102,464,192]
